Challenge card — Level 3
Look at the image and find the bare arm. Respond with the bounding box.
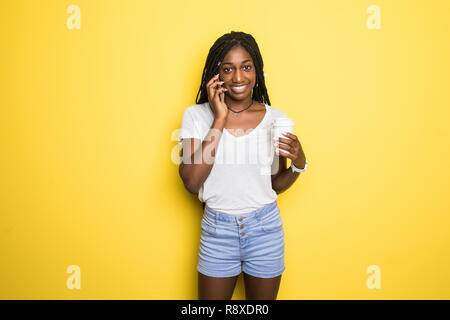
[179,72,229,194]
[179,117,226,194]
[271,154,287,194]
[271,158,305,193]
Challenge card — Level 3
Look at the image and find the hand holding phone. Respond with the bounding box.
[207,73,229,120]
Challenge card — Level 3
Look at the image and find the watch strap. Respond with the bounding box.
[291,160,308,173]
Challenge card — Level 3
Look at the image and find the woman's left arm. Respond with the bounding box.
[271,132,307,194]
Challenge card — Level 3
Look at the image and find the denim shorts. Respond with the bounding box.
[197,200,285,279]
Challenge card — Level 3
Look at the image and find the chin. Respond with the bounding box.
[228,90,253,100]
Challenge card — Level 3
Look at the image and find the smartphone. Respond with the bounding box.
[218,74,224,102]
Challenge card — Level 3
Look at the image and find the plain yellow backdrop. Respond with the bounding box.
[1,0,449,299]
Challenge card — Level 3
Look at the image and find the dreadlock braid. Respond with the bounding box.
[195,31,271,107]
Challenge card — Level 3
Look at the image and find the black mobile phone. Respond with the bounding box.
[218,74,224,102]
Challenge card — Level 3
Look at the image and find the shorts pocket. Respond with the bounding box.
[201,219,217,236]
[260,213,283,233]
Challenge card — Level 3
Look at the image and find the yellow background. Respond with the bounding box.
[1,0,449,299]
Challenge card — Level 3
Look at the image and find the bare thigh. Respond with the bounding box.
[243,273,282,300]
[198,272,239,300]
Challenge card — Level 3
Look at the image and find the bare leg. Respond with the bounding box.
[198,272,240,300]
[243,273,282,300]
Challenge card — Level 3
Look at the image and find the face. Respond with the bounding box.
[218,46,256,100]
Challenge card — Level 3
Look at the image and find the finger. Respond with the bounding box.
[214,86,228,101]
[207,76,223,99]
[208,81,223,90]
[214,86,228,96]
[208,76,223,90]
[210,80,224,92]
[216,81,225,89]
[277,149,293,159]
[276,142,292,152]
[282,132,297,140]
[278,137,293,145]
[207,78,219,97]
[206,74,220,87]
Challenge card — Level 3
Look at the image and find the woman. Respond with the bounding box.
[178,31,307,300]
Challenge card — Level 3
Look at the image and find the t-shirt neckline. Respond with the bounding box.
[223,103,269,139]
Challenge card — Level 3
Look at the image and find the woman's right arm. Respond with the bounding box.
[179,117,226,194]
[179,73,229,194]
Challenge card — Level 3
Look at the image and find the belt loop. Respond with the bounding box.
[255,207,261,222]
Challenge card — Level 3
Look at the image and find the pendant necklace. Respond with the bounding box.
[228,101,254,117]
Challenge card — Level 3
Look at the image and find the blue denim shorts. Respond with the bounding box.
[197,200,285,279]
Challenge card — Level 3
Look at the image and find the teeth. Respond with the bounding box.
[232,85,246,89]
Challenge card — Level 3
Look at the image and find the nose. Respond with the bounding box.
[232,68,243,83]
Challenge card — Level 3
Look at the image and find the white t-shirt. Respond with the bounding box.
[178,101,289,215]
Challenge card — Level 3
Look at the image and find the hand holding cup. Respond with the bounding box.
[272,118,306,168]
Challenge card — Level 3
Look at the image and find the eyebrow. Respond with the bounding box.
[222,59,252,65]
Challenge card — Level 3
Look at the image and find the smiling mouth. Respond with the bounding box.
[229,84,249,94]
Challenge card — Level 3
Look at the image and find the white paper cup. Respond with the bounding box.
[272,117,295,155]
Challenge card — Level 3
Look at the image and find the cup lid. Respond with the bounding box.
[272,117,295,126]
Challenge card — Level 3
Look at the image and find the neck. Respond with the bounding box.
[224,96,254,112]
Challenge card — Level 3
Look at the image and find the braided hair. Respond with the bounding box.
[195,31,271,107]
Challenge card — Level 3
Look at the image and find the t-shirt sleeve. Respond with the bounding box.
[178,108,203,145]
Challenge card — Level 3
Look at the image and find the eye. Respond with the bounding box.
[223,65,252,73]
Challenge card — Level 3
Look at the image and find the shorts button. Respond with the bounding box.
[238,217,243,221]
[241,232,246,236]
[240,225,244,229]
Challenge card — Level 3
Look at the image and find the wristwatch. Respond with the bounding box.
[291,160,308,173]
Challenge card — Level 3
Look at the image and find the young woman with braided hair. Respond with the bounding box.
[178,31,307,300]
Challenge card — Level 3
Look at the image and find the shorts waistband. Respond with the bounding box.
[204,201,278,223]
